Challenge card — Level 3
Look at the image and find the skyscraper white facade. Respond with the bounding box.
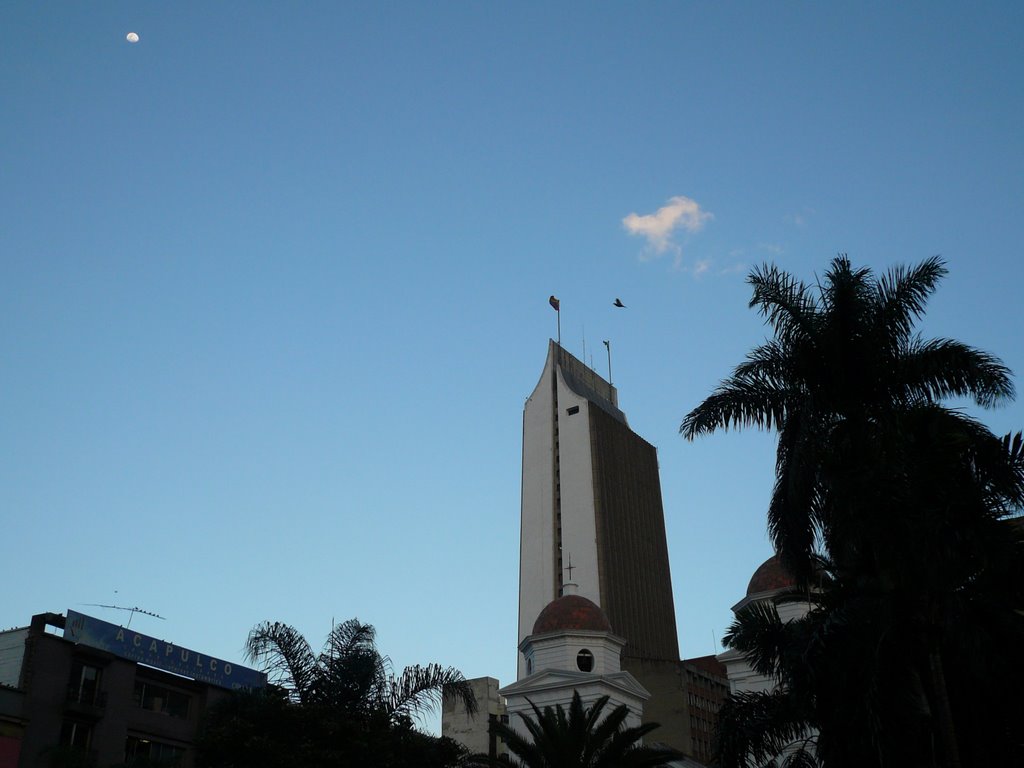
[518,341,686,747]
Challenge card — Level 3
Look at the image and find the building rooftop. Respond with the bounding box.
[746,555,796,595]
[532,595,613,635]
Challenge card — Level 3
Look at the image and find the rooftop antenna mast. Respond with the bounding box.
[82,604,166,628]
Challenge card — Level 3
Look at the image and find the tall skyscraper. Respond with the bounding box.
[519,341,687,747]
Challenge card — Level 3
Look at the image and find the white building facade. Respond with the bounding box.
[518,342,679,673]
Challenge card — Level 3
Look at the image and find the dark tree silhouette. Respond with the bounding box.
[466,690,678,768]
[244,618,476,723]
[682,256,1024,768]
[196,618,474,768]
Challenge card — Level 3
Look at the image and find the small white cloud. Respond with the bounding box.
[692,258,712,278]
[786,207,815,227]
[623,195,712,257]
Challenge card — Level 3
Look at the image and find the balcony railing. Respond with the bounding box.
[66,685,108,708]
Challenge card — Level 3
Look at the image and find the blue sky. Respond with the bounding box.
[2,1,1022,731]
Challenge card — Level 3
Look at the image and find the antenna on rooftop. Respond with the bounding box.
[82,604,166,628]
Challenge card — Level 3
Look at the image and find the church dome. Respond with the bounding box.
[532,595,612,635]
[746,555,796,595]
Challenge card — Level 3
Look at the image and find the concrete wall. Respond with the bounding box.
[440,677,505,759]
[554,370,600,608]
[518,346,559,677]
[519,343,607,677]
[525,631,623,677]
[622,657,690,753]
[0,632,27,689]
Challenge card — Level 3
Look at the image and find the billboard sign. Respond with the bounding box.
[64,610,266,691]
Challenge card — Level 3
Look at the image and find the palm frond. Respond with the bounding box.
[484,706,544,767]
[819,255,876,338]
[324,617,377,659]
[595,724,673,767]
[245,621,318,704]
[748,263,819,343]
[385,663,476,723]
[779,742,821,768]
[1004,430,1024,468]
[681,378,795,438]
[494,692,677,768]
[898,336,1014,407]
[723,602,792,680]
[731,341,797,390]
[875,256,947,343]
[714,689,815,768]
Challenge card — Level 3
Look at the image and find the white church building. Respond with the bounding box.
[499,585,649,737]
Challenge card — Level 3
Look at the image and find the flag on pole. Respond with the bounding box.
[549,295,560,311]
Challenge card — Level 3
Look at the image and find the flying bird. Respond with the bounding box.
[613,298,626,308]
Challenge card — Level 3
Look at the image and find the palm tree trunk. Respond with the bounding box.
[927,647,960,768]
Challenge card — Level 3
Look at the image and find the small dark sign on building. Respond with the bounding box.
[64,610,266,691]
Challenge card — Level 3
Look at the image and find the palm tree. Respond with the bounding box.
[245,617,477,724]
[198,618,476,768]
[681,256,1024,768]
[466,690,678,768]
[681,256,1015,584]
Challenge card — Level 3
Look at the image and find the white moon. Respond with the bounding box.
[126,32,139,43]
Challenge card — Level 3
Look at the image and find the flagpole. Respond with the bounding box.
[549,295,561,347]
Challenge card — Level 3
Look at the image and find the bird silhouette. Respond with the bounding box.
[613,298,626,308]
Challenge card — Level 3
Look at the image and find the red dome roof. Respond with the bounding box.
[746,555,796,595]
[532,595,612,635]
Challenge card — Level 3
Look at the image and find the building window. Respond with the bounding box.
[134,681,191,719]
[566,406,579,415]
[60,720,92,750]
[125,736,184,767]
[68,660,103,706]
[576,649,594,672]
